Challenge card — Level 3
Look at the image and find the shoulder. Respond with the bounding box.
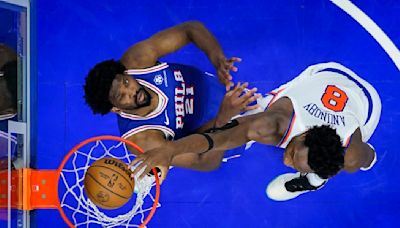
[343,128,374,172]
[120,42,159,69]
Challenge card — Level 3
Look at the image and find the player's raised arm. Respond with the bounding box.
[130,111,281,183]
[121,21,239,89]
[129,123,249,184]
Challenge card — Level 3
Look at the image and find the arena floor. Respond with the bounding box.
[29,0,400,227]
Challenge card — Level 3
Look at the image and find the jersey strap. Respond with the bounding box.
[277,112,296,147]
[121,124,175,140]
[124,63,169,75]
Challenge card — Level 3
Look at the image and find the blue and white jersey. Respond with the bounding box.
[117,63,225,140]
[0,113,17,159]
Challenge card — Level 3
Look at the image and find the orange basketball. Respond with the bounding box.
[84,157,135,209]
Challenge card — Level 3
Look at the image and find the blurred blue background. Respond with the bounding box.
[33,0,399,227]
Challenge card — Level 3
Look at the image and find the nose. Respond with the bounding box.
[121,87,135,98]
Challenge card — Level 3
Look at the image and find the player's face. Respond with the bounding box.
[283,134,314,173]
[109,74,151,111]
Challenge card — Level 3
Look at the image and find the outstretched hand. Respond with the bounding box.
[214,57,242,90]
[128,145,174,185]
[215,82,261,127]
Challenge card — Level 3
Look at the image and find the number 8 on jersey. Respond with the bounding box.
[321,85,348,112]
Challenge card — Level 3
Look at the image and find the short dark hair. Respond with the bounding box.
[83,59,126,115]
[1,60,17,109]
[305,125,344,179]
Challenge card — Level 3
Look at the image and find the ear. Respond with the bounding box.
[110,107,121,113]
[299,132,307,140]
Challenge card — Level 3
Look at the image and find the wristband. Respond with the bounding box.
[198,133,214,153]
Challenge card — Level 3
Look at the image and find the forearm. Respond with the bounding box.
[122,21,224,69]
[196,111,258,133]
[196,118,217,133]
[196,149,225,171]
[195,116,227,133]
[184,21,225,66]
[171,148,225,171]
[168,120,250,157]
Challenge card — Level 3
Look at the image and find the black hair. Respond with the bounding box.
[83,59,126,115]
[305,125,344,179]
[1,60,17,109]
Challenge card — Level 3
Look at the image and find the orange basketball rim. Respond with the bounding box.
[0,135,161,228]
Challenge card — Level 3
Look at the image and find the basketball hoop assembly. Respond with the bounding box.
[0,135,161,228]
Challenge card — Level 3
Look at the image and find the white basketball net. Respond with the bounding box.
[58,140,160,227]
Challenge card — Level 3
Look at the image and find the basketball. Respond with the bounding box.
[84,157,135,209]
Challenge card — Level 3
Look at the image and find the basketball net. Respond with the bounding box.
[0,135,160,228]
[58,136,160,227]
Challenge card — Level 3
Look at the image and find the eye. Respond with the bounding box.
[124,79,129,85]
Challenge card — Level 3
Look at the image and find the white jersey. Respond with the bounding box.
[247,62,381,149]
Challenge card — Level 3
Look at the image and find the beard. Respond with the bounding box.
[135,86,151,108]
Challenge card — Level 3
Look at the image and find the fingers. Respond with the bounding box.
[228,84,262,112]
[226,57,241,72]
[242,91,262,111]
[129,156,144,170]
[231,82,248,98]
[231,83,258,106]
[129,155,153,179]
[226,82,260,104]
[225,81,241,95]
[219,68,232,80]
[139,165,153,180]
[232,81,242,93]
[137,165,168,185]
[247,92,262,104]
[227,57,242,64]
[223,57,241,75]
[129,156,169,185]
[243,103,260,112]
[158,166,169,185]
[236,87,257,104]
[219,73,231,91]
[225,81,234,91]
[129,159,147,178]
[218,57,241,90]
